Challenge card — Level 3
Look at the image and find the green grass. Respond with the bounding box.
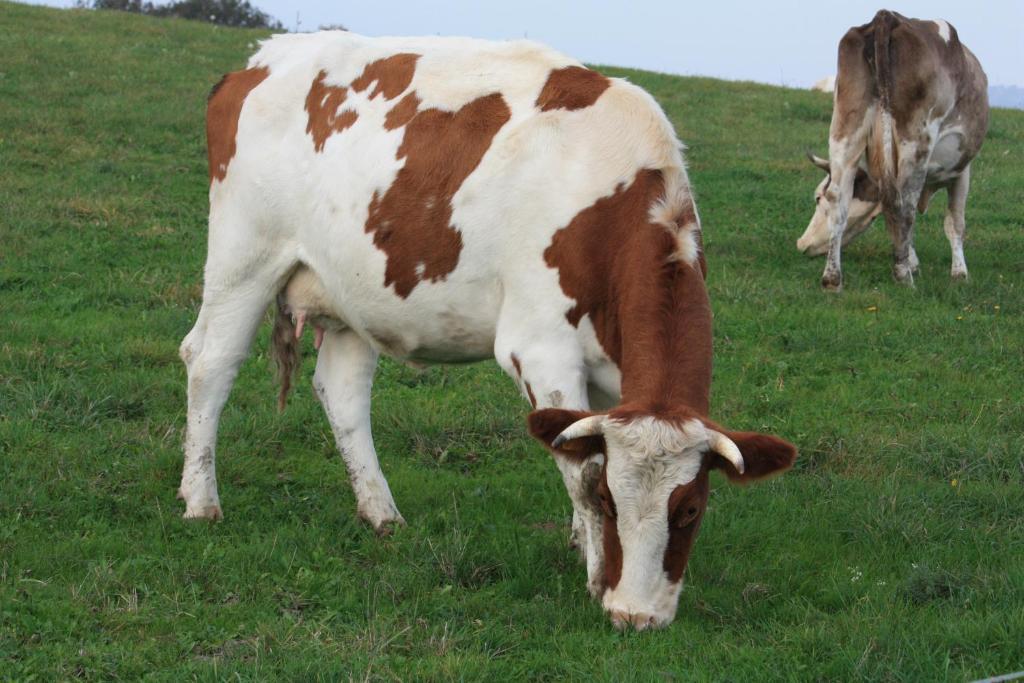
[2,2,1023,679]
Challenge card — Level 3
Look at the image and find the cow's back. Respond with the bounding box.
[206,32,689,363]
[832,11,987,187]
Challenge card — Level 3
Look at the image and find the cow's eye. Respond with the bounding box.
[673,505,700,529]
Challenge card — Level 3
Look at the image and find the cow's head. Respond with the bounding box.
[529,405,796,630]
[796,153,882,255]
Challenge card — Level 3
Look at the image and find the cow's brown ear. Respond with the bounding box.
[708,430,797,483]
[527,409,606,460]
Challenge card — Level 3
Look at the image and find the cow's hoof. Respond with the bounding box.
[370,515,407,537]
[820,275,843,292]
[951,268,969,281]
[183,503,223,521]
[359,499,406,535]
[893,263,915,286]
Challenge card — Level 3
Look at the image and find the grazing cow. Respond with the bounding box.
[179,32,796,630]
[796,10,988,289]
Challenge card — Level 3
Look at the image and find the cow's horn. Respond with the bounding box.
[552,415,606,448]
[709,431,745,474]
[805,150,831,172]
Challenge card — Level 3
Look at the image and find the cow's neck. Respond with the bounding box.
[612,226,712,415]
[545,168,712,416]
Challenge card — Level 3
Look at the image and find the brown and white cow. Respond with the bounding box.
[179,32,796,630]
[797,10,988,289]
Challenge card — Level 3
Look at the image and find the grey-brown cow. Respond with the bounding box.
[797,10,988,290]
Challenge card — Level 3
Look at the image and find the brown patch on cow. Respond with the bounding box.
[662,470,710,583]
[596,468,623,590]
[365,93,511,298]
[206,66,269,183]
[384,92,421,130]
[524,381,537,408]
[305,54,421,152]
[351,53,419,100]
[510,353,537,407]
[535,66,611,112]
[543,169,713,413]
[305,70,359,152]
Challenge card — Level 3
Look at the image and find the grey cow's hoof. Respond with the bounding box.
[820,274,843,292]
[893,263,916,287]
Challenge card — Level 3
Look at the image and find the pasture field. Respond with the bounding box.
[1,2,1023,680]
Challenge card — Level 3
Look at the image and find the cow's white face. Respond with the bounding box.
[529,406,796,631]
[599,416,712,630]
[797,158,882,256]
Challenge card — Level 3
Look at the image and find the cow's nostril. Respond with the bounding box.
[608,609,630,631]
[630,612,655,631]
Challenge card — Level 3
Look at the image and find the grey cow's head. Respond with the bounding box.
[529,404,797,630]
[796,153,882,255]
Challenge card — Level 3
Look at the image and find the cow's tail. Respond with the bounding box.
[270,293,300,412]
[872,10,900,208]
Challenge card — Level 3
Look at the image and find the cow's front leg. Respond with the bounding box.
[945,166,971,280]
[497,345,605,597]
[313,329,404,534]
[553,451,606,597]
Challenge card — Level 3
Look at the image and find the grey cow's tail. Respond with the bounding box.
[870,10,900,208]
[872,10,897,115]
[270,294,300,412]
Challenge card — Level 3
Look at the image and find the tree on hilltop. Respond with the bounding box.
[78,0,284,30]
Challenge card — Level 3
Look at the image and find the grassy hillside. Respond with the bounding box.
[2,1,1022,679]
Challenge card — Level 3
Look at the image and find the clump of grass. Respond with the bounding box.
[903,563,968,604]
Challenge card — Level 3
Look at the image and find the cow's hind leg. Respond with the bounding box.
[313,329,404,533]
[945,166,971,280]
[885,175,927,286]
[821,132,870,291]
[885,141,933,285]
[179,266,283,519]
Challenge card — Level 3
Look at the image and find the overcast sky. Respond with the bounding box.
[22,0,1024,87]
